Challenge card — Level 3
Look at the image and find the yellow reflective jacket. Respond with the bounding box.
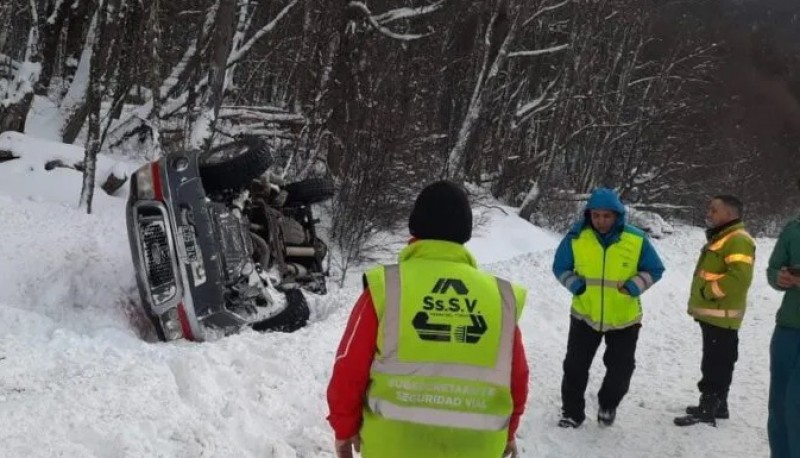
[688,221,755,329]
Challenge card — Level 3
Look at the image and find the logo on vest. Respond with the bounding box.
[412,278,488,344]
[431,278,469,295]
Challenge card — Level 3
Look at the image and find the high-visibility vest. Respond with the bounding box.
[688,223,755,329]
[570,227,645,331]
[361,245,526,458]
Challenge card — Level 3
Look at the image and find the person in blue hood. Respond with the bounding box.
[552,188,665,428]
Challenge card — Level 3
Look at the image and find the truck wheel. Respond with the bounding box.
[199,137,273,192]
[284,178,335,206]
[252,288,310,333]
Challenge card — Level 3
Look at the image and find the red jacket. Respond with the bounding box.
[326,289,529,441]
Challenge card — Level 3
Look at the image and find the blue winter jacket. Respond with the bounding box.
[552,188,665,297]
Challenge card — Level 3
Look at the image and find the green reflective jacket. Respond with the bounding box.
[687,222,755,329]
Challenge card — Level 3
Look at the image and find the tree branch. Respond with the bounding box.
[522,0,570,28]
[347,1,430,41]
[228,0,300,65]
[516,76,559,119]
[508,43,569,58]
[373,1,445,25]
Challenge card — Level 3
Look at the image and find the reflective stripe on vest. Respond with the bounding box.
[708,229,752,252]
[690,308,744,319]
[725,254,754,264]
[570,309,642,331]
[368,395,508,430]
[368,265,516,430]
[698,270,725,282]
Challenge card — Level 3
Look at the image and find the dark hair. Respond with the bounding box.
[713,195,744,217]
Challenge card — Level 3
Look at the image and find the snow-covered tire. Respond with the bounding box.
[252,288,309,333]
[281,218,307,245]
[199,137,273,193]
[284,178,335,206]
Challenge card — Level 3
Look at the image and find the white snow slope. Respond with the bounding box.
[0,146,778,458]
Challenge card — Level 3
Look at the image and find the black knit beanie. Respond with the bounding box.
[408,181,472,244]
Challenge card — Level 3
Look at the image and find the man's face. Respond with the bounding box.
[590,210,617,235]
[706,199,737,228]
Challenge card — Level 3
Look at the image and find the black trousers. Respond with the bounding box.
[697,321,739,399]
[561,316,641,422]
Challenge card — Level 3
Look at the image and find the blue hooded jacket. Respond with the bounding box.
[552,188,665,297]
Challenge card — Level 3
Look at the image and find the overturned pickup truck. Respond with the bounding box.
[126,138,333,341]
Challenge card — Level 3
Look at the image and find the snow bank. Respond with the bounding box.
[468,204,560,264]
[0,131,140,205]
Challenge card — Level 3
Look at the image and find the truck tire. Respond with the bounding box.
[284,178,335,206]
[252,288,310,333]
[199,137,273,193]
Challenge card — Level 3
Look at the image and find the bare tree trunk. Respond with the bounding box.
[80,99,101,213]
[62,0,91,95]
[61,4,100,144]
[62,99,92,143]
[444,2,516,180]
[80,0,123,213]
[146,0,163,158]
[35,0,71,96]
[188,0,236,149]
[0,0,40,133]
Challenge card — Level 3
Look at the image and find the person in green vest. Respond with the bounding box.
[326,181,530,458]
[553,188,665,428]
[765,214,800,457]
[674,195,756,427]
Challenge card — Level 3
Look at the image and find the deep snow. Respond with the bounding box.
[0,140,779,457]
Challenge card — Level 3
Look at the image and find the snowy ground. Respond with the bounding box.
[0,139,778,457]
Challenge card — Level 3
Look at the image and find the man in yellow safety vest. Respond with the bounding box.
[553,187,665,428]
[326,181,529,458]
[674,195,755,427]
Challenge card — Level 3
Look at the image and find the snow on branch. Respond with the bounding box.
[522,0,571,27]
[347,1,430,41]
[508,43,569,58]
[516,77,559,119]
[26,0,40,62]
[46,0,65,24]
[220,104,286,112]
[160,0,220,100]
[159,0,299,118]
[217,107,305,124]
[228,0,300,65]
[373,1,445,25]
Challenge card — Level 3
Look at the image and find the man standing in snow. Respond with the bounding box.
[553,187,665,428]
[764,214,800,457]
[674,195,755,427]
[326,181,529,458]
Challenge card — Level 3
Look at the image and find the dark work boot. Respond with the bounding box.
[558,416,582,428]
[685,396,729,419]
[558,406,585,428]
[597,408,616,427]
[675,394,720,427]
